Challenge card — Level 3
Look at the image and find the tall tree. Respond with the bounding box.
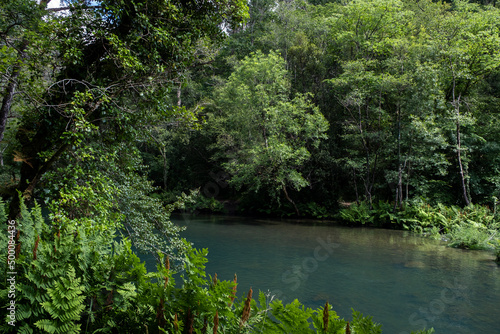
[210,51,328,215]
[0,0,54,143]
[1,0,248,257]
[430,0,500,205]
[5,0,247,212]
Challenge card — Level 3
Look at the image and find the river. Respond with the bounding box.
[161,214,500,333]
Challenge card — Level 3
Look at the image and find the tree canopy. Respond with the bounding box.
[153,0,500,215]
[0,0,248,254]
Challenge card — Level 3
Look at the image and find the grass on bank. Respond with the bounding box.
[337,200,500,261]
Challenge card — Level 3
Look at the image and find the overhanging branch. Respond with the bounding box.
[46,5,102,12]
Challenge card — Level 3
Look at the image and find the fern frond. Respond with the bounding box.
[34,319,57,334]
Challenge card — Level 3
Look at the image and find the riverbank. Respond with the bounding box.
[336,200,500,263]
[171,195,500,263]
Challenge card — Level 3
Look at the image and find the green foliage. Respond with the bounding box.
[35,267,85,334]
[0,198,150,333]
[259,299,316,333]
[350,310,382,334]
[337,199,500,252]
[300,202,333,219]
[119,0,500,219]
[338,202,375,226]
[311,302,346,333]
[410,329,435,334]
[1,0,249,221]
[210,51,328,214]
[448,222,498,250]
[252,297,384,334]
[174,189,226,213]
[37,136,189,267]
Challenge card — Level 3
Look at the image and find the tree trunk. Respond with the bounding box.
[456,102,470,206]
[0,69,20,144]
[161,147,168,190]
[450,63,471,206]
[282,184,300,216]
[352,167,360,205]
[394,107,403,211]
[0,144,7,166]
[0,42,28,143]
[177,82,182,107]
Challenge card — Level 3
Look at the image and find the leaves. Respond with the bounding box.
[35,267,85,333]
[211,51,328,212]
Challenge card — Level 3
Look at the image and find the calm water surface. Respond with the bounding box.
[167,214,500,333]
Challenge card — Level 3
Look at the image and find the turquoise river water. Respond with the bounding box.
[155,214,500,333]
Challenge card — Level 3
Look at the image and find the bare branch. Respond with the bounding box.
[46,5,102,13]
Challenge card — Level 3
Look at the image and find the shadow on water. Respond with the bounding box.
[145,214,500,334]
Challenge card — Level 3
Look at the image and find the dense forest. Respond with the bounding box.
[0,0,499,332]
[139,0,500,249]
[155,0,500,216]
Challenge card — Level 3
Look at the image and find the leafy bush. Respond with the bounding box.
[338,201,374,225]
[447,223,497,250]
[337,200,500,254]
[157,189,226,213]
[300,202,332,219]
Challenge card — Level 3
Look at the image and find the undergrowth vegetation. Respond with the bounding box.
[338,200,500,256]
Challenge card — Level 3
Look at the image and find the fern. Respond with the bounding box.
[338,201,374,225]
[17,196,44,254]
[350,309,382,334]
[259,299,315,333]
[311,302,346,334]
[35,266,85,334]
[411,329,435,334]
[17,323,35,334]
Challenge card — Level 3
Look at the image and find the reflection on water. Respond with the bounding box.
[163,214,499,333]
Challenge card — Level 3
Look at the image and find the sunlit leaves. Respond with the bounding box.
[211,51,328,209]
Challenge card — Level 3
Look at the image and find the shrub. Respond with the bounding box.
[447,223,497,250]
[338,201,374,225]
[336,200,500,255]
